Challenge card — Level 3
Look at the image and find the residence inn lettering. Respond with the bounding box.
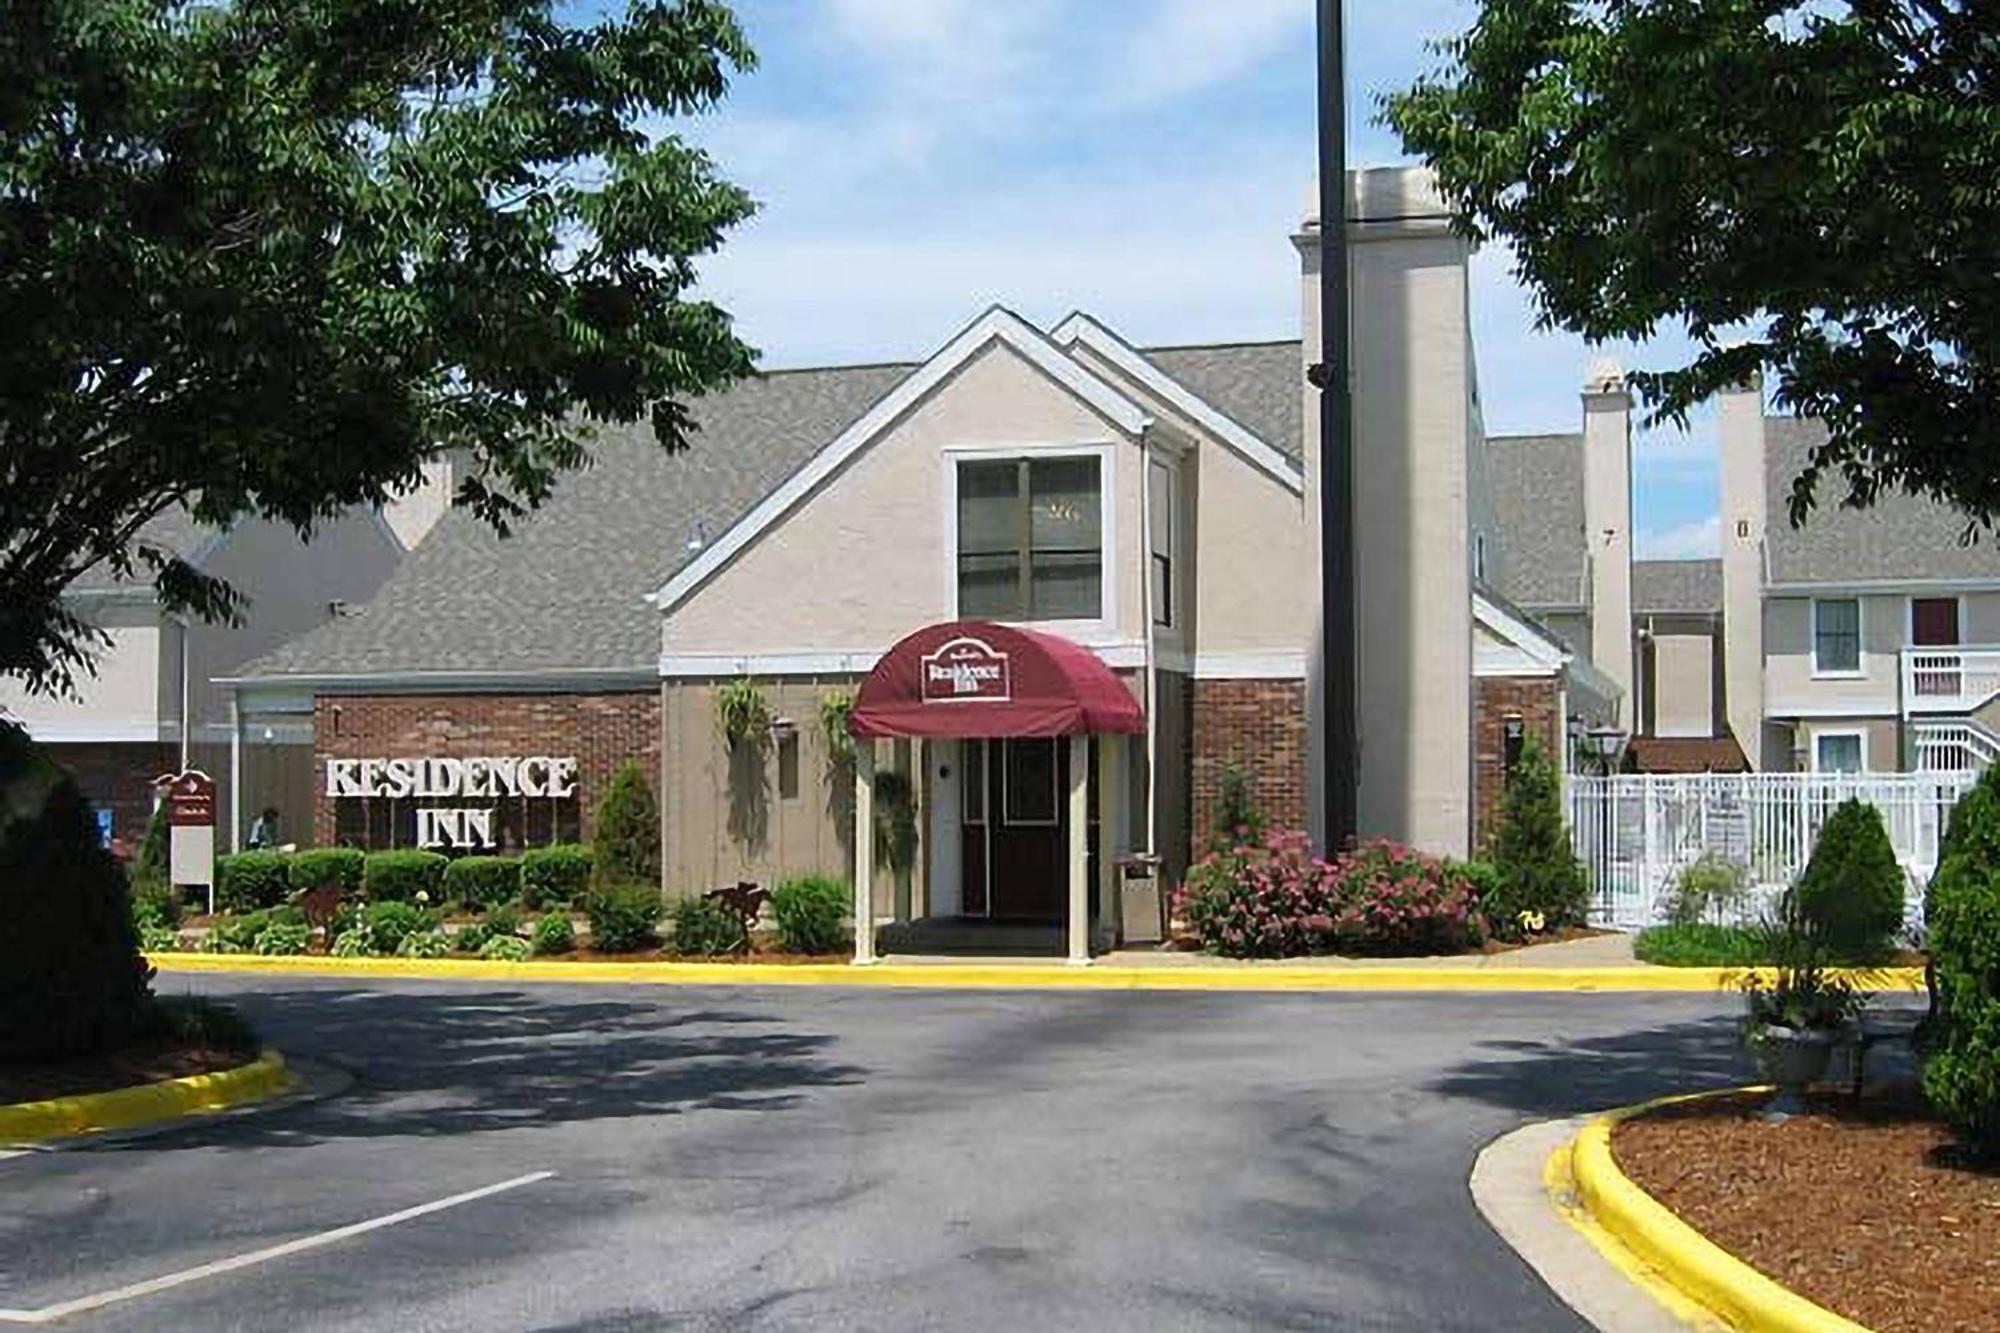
[921,637,1012,703]
[326,756,578,850]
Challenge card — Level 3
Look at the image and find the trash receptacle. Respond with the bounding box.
[1116,853,1164,945]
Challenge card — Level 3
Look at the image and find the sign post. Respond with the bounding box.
[157,770,217,916]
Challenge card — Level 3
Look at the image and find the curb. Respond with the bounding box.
[1566,1088,1873,1333]
[148,953,1929,994]
[0,1050,292,1147]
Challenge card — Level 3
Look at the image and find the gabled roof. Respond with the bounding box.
[1765,416,2000,585]
[70,509,215,593]
[1142,340,1301,468]
[1633,559,1721,615]
[1484,432,1587,609]
[649,306,1153,614]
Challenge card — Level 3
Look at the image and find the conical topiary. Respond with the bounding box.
[1923,766,2000,1158]
[1794,798,1904,958]
[1487,737,1590,934]
[592,761,660,888]
[133,798,170,886]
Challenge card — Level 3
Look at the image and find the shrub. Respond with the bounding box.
[397,929,451,959]
[584,884,661,953]
[207,907,303,953]
[1923,767,2000,1157]
[363,849,449,903]
[593,763,660,887]
[253,921,313,956]
[1325,840,1487,955]
[531,912,576,956]
[453,921,492,954]
[1662,853,1752,927]
[140,923,182,953]
[1795,799,1905,959]
[671,895,748,957]
[1486,739,1591,937]
[484,902,524,937]
[145,996,257,1054]
[520,843,593,908]
[133,801,170,887]
[771,875,849,955]
[130,878,183,932]
[1208,763,1267,853]
[444,855,521,911]
[1180,832,1338,958]
[288,847,365,898]
[480,935,532,962]
[331,927,373,957]
[358,900,433,955]
[215,851,293,913]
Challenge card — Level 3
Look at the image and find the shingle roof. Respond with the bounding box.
[1633,559,1721,614]
[71,508,213,591]
[1485,432,1587,608]
[1141,340,1302,465]
[1766,416,2000,583]
[236,362,913,679]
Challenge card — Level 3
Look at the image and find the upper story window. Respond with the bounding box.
[1812,597,1862,675]
[1149,460,1176,628]
[957,456,1102,621]
[1911,596,1961,647]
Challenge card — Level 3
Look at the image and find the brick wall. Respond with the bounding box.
[47,741,177,852]
[1472,675,1562,849]
[1190,678,1307,851]
[313,692,659,849]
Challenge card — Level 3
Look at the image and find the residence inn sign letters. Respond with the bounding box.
[922,637,1012,703]
[326,755,578,849]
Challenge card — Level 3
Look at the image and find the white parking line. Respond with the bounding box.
[0,1170,555,1324]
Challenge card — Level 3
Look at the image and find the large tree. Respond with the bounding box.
[1387,1,2000,527]
[1,0,757,695]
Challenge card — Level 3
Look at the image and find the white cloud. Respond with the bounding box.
[1637,515,1721,561]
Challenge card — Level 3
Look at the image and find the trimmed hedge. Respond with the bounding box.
[289,847,365,897]
[584,884,661,953]
[444,855,521,910]
[364,849,449,903]
[1924,767,2000,1157]
[521,843,593,908]
[215,851,293,913]
[1796,798,1905,958]
[771,875,848,955]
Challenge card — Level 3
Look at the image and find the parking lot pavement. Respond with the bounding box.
[0,975,1753,1331]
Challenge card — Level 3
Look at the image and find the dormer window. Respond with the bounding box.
[956,456,1102,621]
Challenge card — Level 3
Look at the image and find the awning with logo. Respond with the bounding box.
[849,620,1145,740]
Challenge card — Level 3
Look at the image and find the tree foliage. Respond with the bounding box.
[1387,1,2000,525]
[1794,797,1906,957]
[1,0,757,694]
[593,760,659,887]
[1487,737,1591,933]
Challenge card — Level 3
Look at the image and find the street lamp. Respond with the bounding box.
[1586,725,1629,776]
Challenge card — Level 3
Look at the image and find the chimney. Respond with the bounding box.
[1582,358,1634,729]
[1718,377,1767,767]
[382,456,454,551]
[1295,167,1476,858]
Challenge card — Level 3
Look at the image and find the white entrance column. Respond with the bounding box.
[1067,732,1090,965]
[1095,734,1122,952]
[853,739,877,965]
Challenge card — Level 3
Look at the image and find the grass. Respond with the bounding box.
[1634,923,1773,966]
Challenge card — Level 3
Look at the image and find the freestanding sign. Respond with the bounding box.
[156,770,217,914]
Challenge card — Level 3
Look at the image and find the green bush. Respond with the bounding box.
[453,921,492,954]
[444,855,521,910]
[592,763,659,887]
[396,929,451,959]
[1795,799,1905,958]
[1486,739,1591,938]
[1208,763,1267,853]
[288,847,365,897]
[207,907,303,953]
[771,875,849,955]
[331,927,373,957]
[1455,857,1505,916]
[670,895,749,957]
[484,902,524,937]
[357,900,434,955]
[1663,853,1752,926]
[520,843,593,908]
[584,884,661,953]
[130,878,183,931]
[480,934,532,962]
[133,801,170,887]
[144,995,257,1053]
[140,922,182,953]
[1923,767,2000,1157]
[253,921,313,956]
[363,849,449,903]
[531,912,576,956]
[1633,923,1770,967]
[215,850,293,913]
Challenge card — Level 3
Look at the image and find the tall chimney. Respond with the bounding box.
[1582,358,1634,730]
[1718,378,1767,767]
[382,457,454,551]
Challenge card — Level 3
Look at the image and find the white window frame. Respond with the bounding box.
[1148,456,1179,630]
[1812,727,1867,774]
[1905,593,1965,647]
[1810,597,1865,679]
[943,442,1118,641]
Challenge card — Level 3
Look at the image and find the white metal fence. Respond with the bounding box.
[1568,772,1976,929]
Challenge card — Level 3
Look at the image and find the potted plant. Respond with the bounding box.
[1738,891,1863,1117]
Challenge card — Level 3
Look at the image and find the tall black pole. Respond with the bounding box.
[1317,0,1358,851]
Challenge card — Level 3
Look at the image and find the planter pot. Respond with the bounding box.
[1746,1024,1842,1117]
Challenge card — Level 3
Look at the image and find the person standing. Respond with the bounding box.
[247,806,280,850]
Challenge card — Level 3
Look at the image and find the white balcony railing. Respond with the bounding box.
[1901,645,2000,714]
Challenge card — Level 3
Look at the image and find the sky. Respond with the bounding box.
[681,0,1722,560]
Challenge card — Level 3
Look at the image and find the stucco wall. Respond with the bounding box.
[663,341,1145,659]
[1718,382,1766,765]
[1763,594,1905,715]
[1648,633,1716,738]
[0,601,169,741]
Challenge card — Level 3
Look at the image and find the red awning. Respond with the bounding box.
[850,621,1146,740]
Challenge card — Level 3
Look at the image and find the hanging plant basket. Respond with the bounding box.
[819,690,856,766]
[716,677,773,747]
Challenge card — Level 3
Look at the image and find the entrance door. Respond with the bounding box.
[958,738,1097,921]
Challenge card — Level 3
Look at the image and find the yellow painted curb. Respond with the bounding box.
[0,1049,292,1146]
[1567,1087,1874,1333]
[147,953,1928,994]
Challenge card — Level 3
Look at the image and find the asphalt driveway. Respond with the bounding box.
[0,976,1753,1331]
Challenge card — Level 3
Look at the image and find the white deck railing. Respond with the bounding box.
[1568,771,1975,929]
[1902,645,2000,714]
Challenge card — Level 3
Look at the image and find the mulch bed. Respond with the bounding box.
[1612,1085,2000,1333]
[0,1041,255,1105]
